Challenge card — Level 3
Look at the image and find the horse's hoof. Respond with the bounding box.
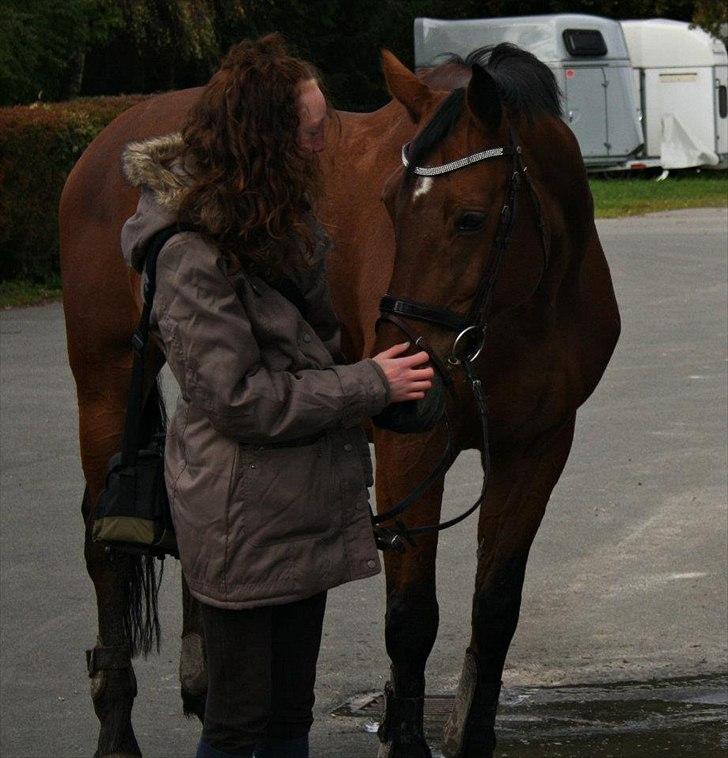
[462,743,495,758]
[181,688,207,722]
[377,679,432,758]
[180,632,207,721]
[377,741,432,758]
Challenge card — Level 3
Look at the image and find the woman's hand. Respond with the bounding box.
[372,342,434,403]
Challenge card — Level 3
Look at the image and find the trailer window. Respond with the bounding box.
[719,85,727,118]
[563,29,607,57]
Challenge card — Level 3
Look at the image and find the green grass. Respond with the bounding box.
[590,171,727,218]
[0,277,62,309]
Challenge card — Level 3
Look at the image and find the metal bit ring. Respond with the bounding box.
[448,325,485,366]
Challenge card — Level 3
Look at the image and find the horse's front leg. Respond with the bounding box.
[443,417,577,758]
[375,431,447,758]
[179,574,207,720]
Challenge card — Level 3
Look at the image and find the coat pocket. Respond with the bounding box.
[233,438,337,547]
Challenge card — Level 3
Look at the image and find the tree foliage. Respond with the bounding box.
[0,0,726,108]
[212,0,424,110]
[0,0,123,104]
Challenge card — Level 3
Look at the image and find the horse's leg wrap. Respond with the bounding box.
[179,631,207,719]
[86,645,135,680]
[442,648,501,758]
[377,680,432,758]
[86,645,140,758]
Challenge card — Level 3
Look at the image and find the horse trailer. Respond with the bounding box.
[621,19,728,170]
[414,14,644,169]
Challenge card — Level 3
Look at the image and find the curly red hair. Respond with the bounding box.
[178,34,326,276]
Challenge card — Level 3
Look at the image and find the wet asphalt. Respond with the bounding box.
[336,674,728,757]
[1,208,726,756]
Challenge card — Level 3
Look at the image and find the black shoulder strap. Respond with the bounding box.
[120,224,195,465]
[271,273,310,321]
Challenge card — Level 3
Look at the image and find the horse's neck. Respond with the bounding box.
[332,100,413,183]
[320,101,414,360]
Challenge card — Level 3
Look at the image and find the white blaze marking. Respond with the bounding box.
[412,176,433,201]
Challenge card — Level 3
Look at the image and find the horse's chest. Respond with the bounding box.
[482,335,573,441]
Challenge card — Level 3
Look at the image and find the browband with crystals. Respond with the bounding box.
[401,141,515,176]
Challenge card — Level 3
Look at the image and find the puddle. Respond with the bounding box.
[333,674,728,756]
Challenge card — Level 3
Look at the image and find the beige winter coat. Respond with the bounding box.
[120,134,388,608]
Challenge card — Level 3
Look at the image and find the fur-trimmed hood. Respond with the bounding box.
[122,132,190,210]
[120,132,192,271]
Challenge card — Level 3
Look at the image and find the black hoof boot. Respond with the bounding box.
[442,648,501,758]
[377,681,432,758]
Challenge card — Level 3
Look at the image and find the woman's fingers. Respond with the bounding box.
[372,342,437,403]
[401,350,430,367]
[378,341,411,358]
[374,345,431,368]
[408,367,435,380]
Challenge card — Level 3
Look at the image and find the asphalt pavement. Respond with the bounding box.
[1,208,726,757]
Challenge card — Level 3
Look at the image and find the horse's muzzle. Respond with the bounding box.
[371,373,446,434]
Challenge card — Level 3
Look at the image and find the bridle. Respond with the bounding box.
[372,127,549,552]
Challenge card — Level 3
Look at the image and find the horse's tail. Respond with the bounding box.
[124,551,163,657]
[123,372,168,657]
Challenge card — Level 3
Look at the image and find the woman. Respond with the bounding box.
[120,34,433,758]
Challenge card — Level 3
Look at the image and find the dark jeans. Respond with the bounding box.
[199,592,328,757]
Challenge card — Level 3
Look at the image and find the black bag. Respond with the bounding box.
[93,225,192,559]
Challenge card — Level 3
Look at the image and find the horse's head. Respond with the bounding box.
[372,45,562,435]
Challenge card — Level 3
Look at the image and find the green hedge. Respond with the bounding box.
[0,95,149,282]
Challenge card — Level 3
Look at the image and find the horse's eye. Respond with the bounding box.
[456,211,487,233]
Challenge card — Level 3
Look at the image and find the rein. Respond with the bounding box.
[372,127,548,552]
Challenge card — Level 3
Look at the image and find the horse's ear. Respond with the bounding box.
[381,49,433,124]
[466,65,502,132]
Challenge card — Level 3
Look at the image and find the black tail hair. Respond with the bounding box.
[124,373,167,657]
[124,551,164,656]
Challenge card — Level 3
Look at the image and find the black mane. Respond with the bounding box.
[406,43,562,174]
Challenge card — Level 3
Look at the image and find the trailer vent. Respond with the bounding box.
[563,29,607,57]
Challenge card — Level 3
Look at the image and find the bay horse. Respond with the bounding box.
[59,44,619,757]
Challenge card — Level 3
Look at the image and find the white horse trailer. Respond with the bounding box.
[621,19,728,170]
[414,14,644,169]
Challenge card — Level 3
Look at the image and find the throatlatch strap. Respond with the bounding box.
[380,295,468,332]
[85,645,132,677]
